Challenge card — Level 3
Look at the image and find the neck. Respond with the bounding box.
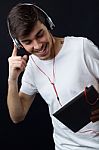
[53,37,64,57]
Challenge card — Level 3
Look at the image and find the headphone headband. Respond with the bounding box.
[19,3,55,30]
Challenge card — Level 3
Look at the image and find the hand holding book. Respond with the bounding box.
[90,101,99,123]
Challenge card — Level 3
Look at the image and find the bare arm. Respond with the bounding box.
[7,45,35,123]
[7,80,35,123]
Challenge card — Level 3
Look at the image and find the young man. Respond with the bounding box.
[7,3,99,150]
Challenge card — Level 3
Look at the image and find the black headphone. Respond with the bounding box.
[7,3,55,49]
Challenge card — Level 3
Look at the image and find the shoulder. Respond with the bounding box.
[64,36,97,46]
[64,36,99,54]
[82,37,99,58]
[65,36,84,43]
[64,36,84,50]
[63,36,84,54]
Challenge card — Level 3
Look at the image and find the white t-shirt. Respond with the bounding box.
[20,36,99,150]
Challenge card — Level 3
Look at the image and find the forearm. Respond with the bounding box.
[7,79,25,123]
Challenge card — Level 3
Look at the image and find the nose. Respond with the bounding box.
[33,39,42,51]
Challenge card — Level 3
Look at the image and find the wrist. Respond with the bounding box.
[8,78,18,83]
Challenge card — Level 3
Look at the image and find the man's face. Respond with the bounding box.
[19,21,55,60]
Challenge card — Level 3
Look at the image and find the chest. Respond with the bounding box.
[33,55,95,107]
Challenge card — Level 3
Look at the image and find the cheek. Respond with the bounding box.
[41,32,50,42]
[22,45,32,53]
[40,36,48,43]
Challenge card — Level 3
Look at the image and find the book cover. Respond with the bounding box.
[53,85,99,132]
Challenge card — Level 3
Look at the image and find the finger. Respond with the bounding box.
[91,109,99,115]
[22,55,28,61]
[13,61,26,68]
[12,44,18,56]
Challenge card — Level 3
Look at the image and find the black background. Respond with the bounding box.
[0,0,99,149]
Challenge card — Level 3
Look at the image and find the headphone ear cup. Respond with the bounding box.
[44,16,55,30]
[47,17,55,30]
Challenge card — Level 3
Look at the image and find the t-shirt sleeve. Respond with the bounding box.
[20,56,38,95]
[83,38,99,80]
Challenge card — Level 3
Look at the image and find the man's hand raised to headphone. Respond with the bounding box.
[8,44,28,82]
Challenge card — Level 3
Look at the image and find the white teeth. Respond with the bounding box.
[39,44,47,53]
[38,44,48,57]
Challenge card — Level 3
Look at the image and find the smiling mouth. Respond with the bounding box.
[35,44,48,56]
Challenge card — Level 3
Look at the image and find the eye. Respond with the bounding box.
[23,40,32,45]
[36,30,44,38]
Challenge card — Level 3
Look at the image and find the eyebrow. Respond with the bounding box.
[20,29,43,43]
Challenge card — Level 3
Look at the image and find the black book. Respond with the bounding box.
[53,85,99,132]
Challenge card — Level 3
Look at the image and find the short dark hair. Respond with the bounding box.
[7,3,47,39]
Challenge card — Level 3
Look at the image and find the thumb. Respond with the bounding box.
[22,55,28,61]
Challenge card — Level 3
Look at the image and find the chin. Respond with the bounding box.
[39,51,51,60]
[40,54,51,60]
[39,56,49,60]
